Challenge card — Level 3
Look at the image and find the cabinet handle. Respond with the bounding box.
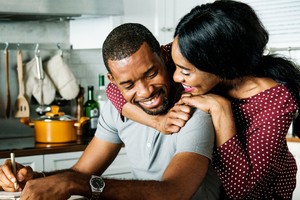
[161,27,174,32]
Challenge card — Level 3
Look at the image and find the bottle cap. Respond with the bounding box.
[99,75,105,86]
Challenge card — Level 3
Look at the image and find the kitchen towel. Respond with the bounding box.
[24,57,56,105]
[45,54,79,100]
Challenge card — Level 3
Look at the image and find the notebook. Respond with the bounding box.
[0,191,21,200]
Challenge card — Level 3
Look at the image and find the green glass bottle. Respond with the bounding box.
[84,86,99,136]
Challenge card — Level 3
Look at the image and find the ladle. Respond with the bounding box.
[35,47,51,115]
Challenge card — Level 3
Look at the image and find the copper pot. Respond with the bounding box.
[21,106,89,143]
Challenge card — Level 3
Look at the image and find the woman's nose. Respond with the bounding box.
[173,68,183,83]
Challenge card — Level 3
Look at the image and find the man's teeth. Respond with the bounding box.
[144,96,157,105]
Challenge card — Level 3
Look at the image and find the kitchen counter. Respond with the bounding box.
[0,135,92,158]
[1,135,298,158]
[0,118,93,158]
[286,135,300,143]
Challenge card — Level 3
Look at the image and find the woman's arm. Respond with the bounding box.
[182,90,298,199]
[106,82,192,133]
[180,93,236,146]
[123,101,192,133]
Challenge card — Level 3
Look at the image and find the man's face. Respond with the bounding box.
[108,43,170,115]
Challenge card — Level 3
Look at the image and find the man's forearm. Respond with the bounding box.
[32,168,74,179]
[99,179,190,200]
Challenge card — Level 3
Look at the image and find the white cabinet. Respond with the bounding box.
[0,148,132,179]
[156,0,213,44]
[44,151,83,171]
[0,155,44,171]
[287,142,300,200]
[44,149,132,179]
[69,0,213,49]
[70,17,121,49]
[102,148,132,179]
[121,0,211,44]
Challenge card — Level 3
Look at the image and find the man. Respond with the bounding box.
[0,23,220,199]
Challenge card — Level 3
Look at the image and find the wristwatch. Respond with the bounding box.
[89,175,105,200]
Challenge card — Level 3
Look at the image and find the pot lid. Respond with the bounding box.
[36,105,76,121]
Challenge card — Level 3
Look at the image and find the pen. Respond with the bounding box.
[10,152,18,190]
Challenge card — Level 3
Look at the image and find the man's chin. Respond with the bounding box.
[141,107,164,116]
[136,99,169,116]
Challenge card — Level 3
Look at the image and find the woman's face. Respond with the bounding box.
[171,37,221,95]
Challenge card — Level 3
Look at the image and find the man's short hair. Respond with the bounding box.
[102,23,161,73]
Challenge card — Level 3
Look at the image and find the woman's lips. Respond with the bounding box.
[182,84,194,93]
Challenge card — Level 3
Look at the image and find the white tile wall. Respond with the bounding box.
[69,49,109,101]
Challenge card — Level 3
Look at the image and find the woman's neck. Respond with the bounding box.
[226,77,278,99]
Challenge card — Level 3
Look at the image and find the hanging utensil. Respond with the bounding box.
[4,42,10,118]
[14,49,30,118]
[35,45,51,115]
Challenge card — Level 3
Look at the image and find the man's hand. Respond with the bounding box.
[20,175,70,200]
[155,101,193,134]
[20,170,90,200]
[0,159,34,192]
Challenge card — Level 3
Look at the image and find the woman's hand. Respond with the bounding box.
[154,101,193,134]
[180,93,236,147]
[0,159,34,192]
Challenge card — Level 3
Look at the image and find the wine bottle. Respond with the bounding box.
[292,110,300,137]
[97,75,108,111]
[84,86,99,136]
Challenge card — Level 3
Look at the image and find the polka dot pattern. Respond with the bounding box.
[213,84,298,200]
[106,82,126,113]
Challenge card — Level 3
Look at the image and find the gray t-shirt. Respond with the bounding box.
[95,101,221,199]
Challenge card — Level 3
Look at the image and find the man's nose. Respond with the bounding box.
[136,80,152,97]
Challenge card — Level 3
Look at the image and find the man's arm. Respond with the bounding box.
[18,137,123,199]
[99,152,209,200]
[19,138,209,200]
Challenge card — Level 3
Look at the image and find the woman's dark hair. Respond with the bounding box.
[102,23,161,73]
[175,0,300,135]
[174,0,300,96]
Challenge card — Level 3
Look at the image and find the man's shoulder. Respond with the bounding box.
[189,108,212,122]
[178,108,213,134]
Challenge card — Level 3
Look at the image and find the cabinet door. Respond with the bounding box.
[102,148,132,179]
[287,142,300,200]
[157,0,213,44]
[44,148,132,178]
[44,151,83,171]
[0,155,44,171]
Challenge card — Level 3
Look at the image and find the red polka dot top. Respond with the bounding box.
[213,84,298,200]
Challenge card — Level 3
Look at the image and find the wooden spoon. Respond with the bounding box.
[14,50,30,118]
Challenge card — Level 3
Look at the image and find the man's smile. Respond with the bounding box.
[137,90,164,109]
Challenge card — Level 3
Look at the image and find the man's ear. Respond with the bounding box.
[107,73,116,84]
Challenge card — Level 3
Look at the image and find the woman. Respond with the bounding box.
[106,0,300,199]
[171,1,300,199]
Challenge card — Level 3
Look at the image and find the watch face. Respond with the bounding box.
[91,176,105,191]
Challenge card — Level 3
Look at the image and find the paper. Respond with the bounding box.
[0,192,86,200]
[0,191,21,200]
